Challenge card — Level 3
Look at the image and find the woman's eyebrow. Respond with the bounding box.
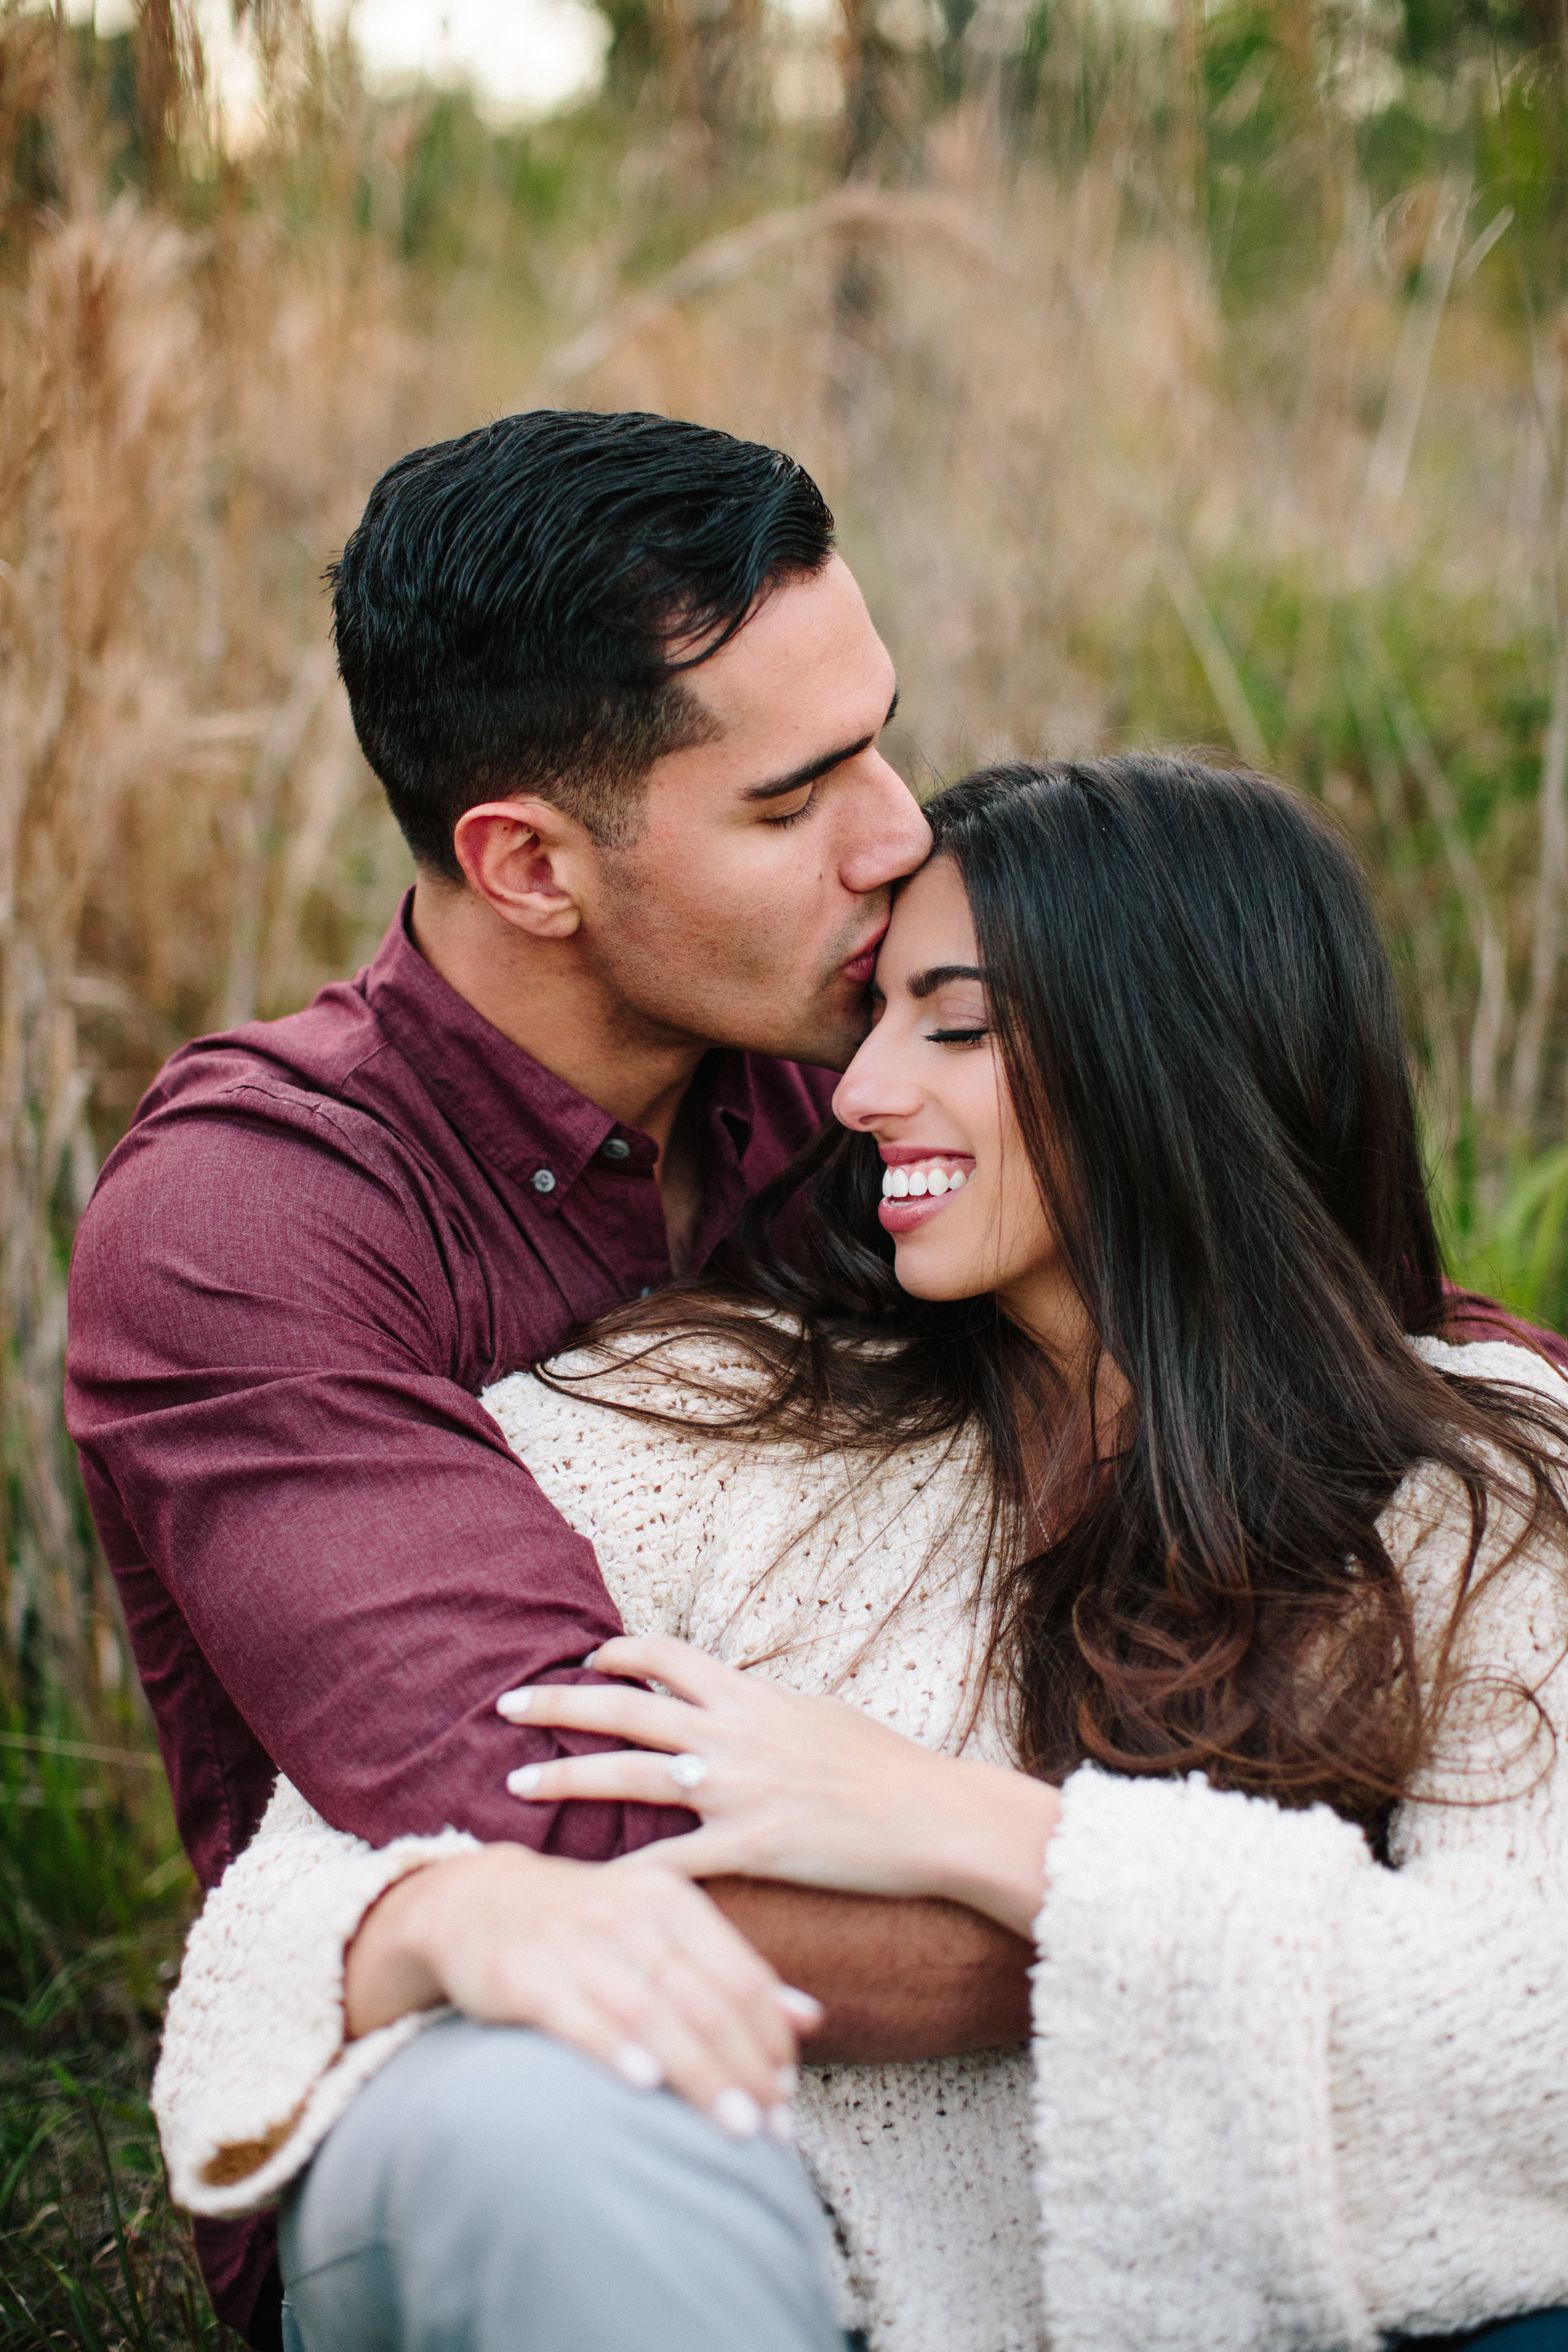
[908,964,988,999]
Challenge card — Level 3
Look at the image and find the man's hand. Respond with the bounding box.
[345,1845,820,2140]
[705,1880,1034,2063]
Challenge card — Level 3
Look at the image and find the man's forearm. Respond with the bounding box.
[704,1878,1032,2061]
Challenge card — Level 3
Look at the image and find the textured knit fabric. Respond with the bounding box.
[154,1331,1568,2352]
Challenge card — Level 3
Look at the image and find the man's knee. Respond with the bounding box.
[282,2016,840,2352]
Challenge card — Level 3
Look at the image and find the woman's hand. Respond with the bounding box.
[346,1842,819,2141]
[497,1636,1062,1939]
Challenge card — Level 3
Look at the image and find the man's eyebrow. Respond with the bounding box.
[908,964,988,999]
[739,688,900,804]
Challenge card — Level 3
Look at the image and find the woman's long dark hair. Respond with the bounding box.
[552,755,1568,1837]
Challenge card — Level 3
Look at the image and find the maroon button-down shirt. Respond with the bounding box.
[65,896,835,2338]
[68,894,836,1887]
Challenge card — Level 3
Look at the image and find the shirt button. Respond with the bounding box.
[532,1168,557,1194]
[600,1137,632,1162]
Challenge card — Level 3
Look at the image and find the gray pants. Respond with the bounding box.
[278,2014,844,2352]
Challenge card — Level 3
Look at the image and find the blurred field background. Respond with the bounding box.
[3,0,1568,2334]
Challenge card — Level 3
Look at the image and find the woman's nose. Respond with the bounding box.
[832,1023,923,1132]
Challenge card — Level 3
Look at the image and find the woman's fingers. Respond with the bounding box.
[647,1951,794,2117]
[475,1863,797,2137]
[507,1747,711,1806]
[526,1972,761,2132]
[497,1680,700,1748]
[614,1825,761,1880]
[575,1876,794,2129]
[649,1877,800,2069]
[587,1633,747,1706]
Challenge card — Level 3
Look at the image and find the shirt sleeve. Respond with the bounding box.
[1028,1367,1568,2352]
[65,1097,696,1859]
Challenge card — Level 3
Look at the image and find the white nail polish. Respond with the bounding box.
[776,1985,824,2025]
[496,1689,532,1720]
[507,1764,542,1795]
[712,2087,763,2140]
[766,2104,796,2146]
[775,2063,798,2099]
[612,2042,662,2091]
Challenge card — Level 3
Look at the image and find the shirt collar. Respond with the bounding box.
[363,892,758,1208]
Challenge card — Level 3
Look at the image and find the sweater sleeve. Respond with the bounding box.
[1029,1339,1568,2352]
[152,1778,478,2217]
[154,1345,760,2219]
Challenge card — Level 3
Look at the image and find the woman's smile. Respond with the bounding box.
[878,1149,975,1233]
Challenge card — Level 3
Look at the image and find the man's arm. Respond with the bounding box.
[69,1104,1030,2053]
[708,1880,1032,2058]
[67,1103,694,1861]
[344,1861,1030,2061]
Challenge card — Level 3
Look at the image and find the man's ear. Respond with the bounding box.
[451,798,596,939]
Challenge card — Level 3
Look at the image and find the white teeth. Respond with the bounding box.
[881,1162,971,1200]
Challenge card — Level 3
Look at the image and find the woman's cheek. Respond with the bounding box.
[894,1184,992,1300]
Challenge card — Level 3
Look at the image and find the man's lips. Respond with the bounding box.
[840,924,889,987]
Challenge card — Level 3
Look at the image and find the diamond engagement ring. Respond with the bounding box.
[666,1753,708,1790]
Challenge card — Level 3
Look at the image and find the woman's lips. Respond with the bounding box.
[879,1194,954,1234]
[877,1154,974,1236]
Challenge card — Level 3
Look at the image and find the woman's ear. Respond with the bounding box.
[451,798,595,939]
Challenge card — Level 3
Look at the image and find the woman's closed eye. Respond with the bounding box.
[924,991,991,1046]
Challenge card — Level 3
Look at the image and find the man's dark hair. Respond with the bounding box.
[329,410,836,880]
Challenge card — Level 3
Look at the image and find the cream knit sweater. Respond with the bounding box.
[153,1333,1568,2352]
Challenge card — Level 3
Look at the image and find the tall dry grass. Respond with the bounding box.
[0,7,424,1727]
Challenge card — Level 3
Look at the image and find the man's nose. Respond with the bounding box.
[840,757,932,896]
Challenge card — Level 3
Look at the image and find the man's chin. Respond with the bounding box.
[701,980,872,1073]
[761,1012,869,1073]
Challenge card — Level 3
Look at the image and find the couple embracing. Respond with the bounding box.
[66,410,1568,2352]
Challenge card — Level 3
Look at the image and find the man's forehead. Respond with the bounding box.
[686,558,889,717]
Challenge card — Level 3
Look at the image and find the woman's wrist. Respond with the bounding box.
[344,1861,447,2038]
[344,1848,533,2037]
[921,1756,1062,1939]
